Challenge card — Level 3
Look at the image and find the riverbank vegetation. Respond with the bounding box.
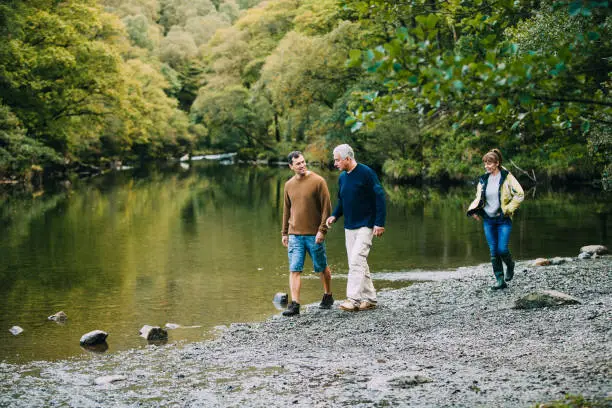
[1,0,610,187]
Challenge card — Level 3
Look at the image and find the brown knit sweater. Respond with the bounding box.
[281,171,332,236]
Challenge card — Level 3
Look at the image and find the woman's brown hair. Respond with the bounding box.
[482,148,503,165]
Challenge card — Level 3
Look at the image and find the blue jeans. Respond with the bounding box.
[288,235,327,272]
[483,215,512,257]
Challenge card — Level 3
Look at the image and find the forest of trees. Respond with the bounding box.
[0,0,610,187]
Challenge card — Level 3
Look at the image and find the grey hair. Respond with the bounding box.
[333,144,354,160]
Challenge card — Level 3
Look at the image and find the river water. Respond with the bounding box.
[0,163,609,363]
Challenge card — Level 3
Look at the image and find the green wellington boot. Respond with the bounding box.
[490,256,507,290]
[500,253,515,282]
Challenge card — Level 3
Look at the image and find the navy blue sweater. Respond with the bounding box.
[331,163,386,229]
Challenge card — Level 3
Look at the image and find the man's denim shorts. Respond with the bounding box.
[288,235,327,273]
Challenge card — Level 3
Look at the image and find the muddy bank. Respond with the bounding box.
[1,256,610,407]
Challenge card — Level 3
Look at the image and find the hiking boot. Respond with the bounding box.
[282,301,300,316]
[490,256,508,290]
[501,253,515,282]
[491,277,507,290]
[491,256,508,290]
[358,301,377,311]
[339,299,359,311]
[319,293,334,309]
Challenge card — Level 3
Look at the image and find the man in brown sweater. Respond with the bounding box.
[281,151,333,316]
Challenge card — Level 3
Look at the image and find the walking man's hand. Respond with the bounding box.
[373,226,385,237]
[315,231,325,244]
[282,235,288,247]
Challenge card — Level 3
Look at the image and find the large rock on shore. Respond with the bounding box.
[533,258,551,266]
[80,330,108,345]
[273,292,288,304]
[579,245,608,255]
[514,290,581,309]
[139,325,168,341]
[272,292,289,310]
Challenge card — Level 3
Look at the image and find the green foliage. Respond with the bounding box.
[0,0,201,180]
[159,0,216,32]
[184,14,231,46]
[191,0,351,154]
[424,129,482,181]
[294,0,341,35]
[115,58,194,160]
[190,85,273,150]
[342,0,611,185]
[383,158,422,180]
[0,102,62,179]
[160,63,183,97]
[123,14,156,50]
[160,27,199,67]
[588,117,612,189]
[356,112,422,176]
[236,0,263,10]
[256,21,362,144]
[219,2,241,23]
[0,1,126,154]
[1,0,608,187]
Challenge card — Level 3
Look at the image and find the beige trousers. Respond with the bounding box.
[344,227,377,304]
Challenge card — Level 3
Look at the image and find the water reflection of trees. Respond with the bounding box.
[385,183,611,217]
[2,169,609,284]
[0,190,67,244]
[178,164,289,235]
[0,164,295,363]
[378,182,610,268]
[384,183,471,211]
[190,164,286,209]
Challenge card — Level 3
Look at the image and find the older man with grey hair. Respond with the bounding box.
[326,144,386,311]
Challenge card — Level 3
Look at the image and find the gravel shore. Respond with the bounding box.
[1,256,610,407]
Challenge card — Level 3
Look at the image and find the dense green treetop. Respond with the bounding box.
[341,0,610,185]
[0,0,609,189]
